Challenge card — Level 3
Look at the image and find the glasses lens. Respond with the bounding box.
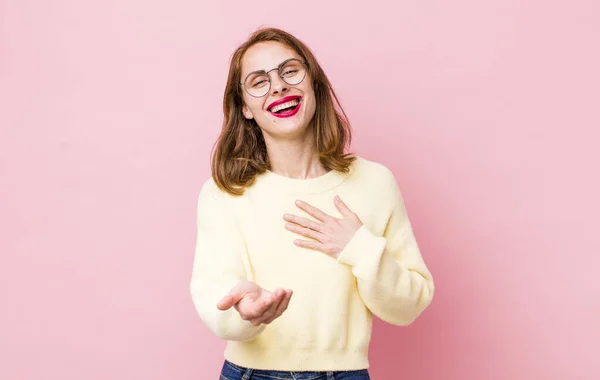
[245,72,270,97]
[281,60,306,85]
[243,60,307,97]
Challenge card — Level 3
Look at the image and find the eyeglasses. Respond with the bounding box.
[240,58,308,98]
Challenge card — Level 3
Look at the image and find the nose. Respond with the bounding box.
[268,71,289,95]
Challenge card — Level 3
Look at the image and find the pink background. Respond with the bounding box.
[1,1,599,379]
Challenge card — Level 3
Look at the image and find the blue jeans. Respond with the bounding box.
[219,360,371,380]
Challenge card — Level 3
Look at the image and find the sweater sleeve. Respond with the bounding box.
[336,171,434,326]
[189,179,266,341]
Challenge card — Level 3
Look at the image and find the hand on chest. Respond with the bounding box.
[242,194,364,261]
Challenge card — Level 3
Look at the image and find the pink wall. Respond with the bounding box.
[1,1,599,379]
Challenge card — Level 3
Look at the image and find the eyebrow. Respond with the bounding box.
[244,58,298,77]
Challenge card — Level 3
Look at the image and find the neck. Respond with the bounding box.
[264,130,328,180]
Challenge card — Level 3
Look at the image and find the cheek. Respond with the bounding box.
[303,94,317,117]
[301,85,316,112]
[243,98,266,117]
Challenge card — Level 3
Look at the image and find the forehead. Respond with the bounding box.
[241,41,302,77]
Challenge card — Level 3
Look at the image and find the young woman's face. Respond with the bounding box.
[240,41,316,140]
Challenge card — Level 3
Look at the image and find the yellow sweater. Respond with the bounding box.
[189,156,434,371]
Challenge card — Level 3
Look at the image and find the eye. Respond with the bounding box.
[252,79,268,88]
[282,69,298,77]
[248,74,269,88]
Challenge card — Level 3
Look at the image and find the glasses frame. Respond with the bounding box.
[240,58,308,98]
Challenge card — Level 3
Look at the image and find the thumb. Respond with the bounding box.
[216,291,243,311]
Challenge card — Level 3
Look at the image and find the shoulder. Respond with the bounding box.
[196,177,248,221]
[197,177,235,204]
[198,177,219,196]
[349,156,403,208]
[350,155,397,185]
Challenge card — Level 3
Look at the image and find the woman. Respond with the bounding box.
[190,27,434,380]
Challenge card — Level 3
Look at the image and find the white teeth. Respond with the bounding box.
[270,99,299,113]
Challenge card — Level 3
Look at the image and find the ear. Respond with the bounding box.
[242,104,254,120]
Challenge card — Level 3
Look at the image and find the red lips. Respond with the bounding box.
[267,95,302,119]
[267,95,302,111]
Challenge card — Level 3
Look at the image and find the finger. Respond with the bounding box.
[294,239,326,252]
[294,200,333,222]
[263,289,284,317]
[249,289,284,325]
[265,289,293,323]
[334,195,354,218]
[217,292,243,311]
[253,293,278,317]
[216,295,234,310]
[240,301,268,323]
[285,223,324,242]
[249,303,279,325]
[261,290,291,325]
[235,290,273,319]
[283,214,322,232]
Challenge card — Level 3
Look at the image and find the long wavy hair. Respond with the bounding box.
[212,27,356,196]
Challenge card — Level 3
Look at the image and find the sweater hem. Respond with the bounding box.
[223,344,370,371]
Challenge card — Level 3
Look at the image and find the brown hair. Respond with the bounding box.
[211,27,356,196]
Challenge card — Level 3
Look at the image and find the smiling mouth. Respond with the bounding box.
[268,98,302,118]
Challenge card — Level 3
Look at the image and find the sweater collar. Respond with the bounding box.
[254,161,355,194]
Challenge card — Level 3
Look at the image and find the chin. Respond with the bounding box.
[259,121,312,140]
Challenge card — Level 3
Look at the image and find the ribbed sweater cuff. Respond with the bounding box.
[336,224,387,267]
